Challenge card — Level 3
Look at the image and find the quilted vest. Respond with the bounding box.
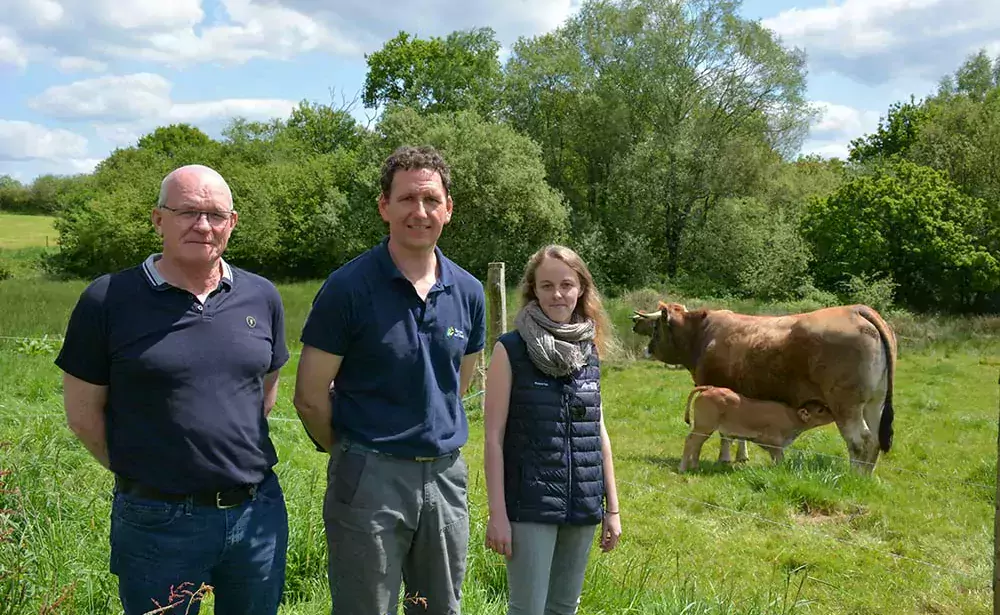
[499,330,604,525]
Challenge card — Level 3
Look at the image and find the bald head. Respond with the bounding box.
[158,164,233,210]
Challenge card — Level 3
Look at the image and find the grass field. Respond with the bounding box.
[1,272,997,614]
[0,212,56,250]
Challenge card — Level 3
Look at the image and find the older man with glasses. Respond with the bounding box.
[55,164,291,615]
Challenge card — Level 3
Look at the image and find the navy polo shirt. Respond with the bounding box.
[300,238,486,458]
[55,255,290,493]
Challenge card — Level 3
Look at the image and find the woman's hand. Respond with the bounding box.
[600,511,621,553]
[485,513,513,559]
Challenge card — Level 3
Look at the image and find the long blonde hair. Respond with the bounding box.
[519,244,617,358]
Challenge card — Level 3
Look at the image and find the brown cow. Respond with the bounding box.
[632,302,897,474]
[679,385,834,472]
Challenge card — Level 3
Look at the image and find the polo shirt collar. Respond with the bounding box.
[376,237,454,289]
[141,253,234,291]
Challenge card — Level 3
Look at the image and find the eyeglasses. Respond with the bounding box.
[160,205,236,227]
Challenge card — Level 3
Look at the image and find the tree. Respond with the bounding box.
[803,160,999,311]
[938,49,1000,101]
[847,98,929,164]
[503,0,815,283]
[363,28,503,117]
[137,124,218,158]
[285,99,366,155]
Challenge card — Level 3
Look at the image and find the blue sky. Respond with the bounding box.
[1,0,998,182]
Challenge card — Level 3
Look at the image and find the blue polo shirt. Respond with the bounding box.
[300,238,486,458]
[55,255,290,493]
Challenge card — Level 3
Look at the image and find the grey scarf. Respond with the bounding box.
[514,300,595,377]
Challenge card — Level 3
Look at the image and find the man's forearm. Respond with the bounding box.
[69,420,110,469]
[294,399,335,452]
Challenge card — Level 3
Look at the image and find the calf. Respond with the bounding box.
[679,385,834,472]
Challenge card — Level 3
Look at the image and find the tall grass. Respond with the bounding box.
[0,278,996,614]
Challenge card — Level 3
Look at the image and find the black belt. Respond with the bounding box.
[343,439,457,462]
[115,475,261,509]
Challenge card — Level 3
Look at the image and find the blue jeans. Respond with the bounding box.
[110,471,288,615]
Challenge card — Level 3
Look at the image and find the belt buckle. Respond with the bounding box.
[216,491,239,509]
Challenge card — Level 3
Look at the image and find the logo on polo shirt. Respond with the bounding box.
[446,326,466,340]
[246,316,257,329]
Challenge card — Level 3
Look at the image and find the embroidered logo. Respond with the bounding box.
[246,316,257,329]
[446,326,466,340]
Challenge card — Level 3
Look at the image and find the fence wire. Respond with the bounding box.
[1,333,995,586]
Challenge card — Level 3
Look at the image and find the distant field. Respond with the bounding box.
[0,280,997,614]
[0,212,57,249]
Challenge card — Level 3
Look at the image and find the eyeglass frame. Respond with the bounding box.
[159,205,237,227]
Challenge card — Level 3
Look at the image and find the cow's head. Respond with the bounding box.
[796,401,834,428]
[631,301,695,367]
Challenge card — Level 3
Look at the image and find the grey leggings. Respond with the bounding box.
[506,522,597,615]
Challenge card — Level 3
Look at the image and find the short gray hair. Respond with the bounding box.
[157,164,234,209]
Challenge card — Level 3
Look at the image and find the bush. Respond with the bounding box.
[678,197,812,300]
[841,273,897,313]
[803,160,1000,312]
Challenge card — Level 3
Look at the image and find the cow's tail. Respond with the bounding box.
[857,306,896,452]
[684,385,713,426]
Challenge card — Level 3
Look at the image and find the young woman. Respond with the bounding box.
[483,244,622,615]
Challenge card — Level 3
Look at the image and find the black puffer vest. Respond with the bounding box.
[499,330,604,525]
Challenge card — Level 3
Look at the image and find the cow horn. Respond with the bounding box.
[632,309,660,319]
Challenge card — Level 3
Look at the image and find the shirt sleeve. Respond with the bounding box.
[300,274,353,356]
[54,275,111,386]
[465,281,486,355]
[268,283,290,373]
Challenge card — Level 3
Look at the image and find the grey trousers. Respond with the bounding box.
[324,439,469,615]
[506,522,597,615]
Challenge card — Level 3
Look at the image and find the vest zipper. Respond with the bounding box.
[564,386,573,524]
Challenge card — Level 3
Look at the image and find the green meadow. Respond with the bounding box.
[1,270,996,614]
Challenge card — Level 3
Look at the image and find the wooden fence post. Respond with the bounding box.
[469,263,507,400]
[994,368,999,615]
[487,262,507,351]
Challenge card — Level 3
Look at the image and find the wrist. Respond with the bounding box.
[605,510,619,515]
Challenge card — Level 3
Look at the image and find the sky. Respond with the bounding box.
[1,0,998,182]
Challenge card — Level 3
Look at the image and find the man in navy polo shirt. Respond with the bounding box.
[55,164,290,615]
[294,145,486,615]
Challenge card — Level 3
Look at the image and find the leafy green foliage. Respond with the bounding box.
[504,0,814,284]
[803,160,999,311]
[679,197,811,299]
[847,99,930,164]
[363,28,503,117]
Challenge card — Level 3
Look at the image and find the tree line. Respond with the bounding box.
[2,0,998,313]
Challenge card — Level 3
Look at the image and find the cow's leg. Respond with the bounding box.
[767,445,784,464]
[834,408,878,475]
[861,397,887,468]
[717,436,732,464]
[717,436,749,464]
[680,431,711,472]
[735,438,749,463]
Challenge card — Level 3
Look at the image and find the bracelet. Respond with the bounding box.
[605,510,619,515]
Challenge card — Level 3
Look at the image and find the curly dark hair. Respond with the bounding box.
[379,145,452,198]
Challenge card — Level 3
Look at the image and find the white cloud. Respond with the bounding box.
[0,120,89,161]
[2,0,580,70]
[810,102,882,141]
[764,0,1000,85]
[799,101,882,160]
[29,73,174,121]
[57,56,109,72]
[28,73,297,149]
[169,99,298,123]
[0,34,29,68]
